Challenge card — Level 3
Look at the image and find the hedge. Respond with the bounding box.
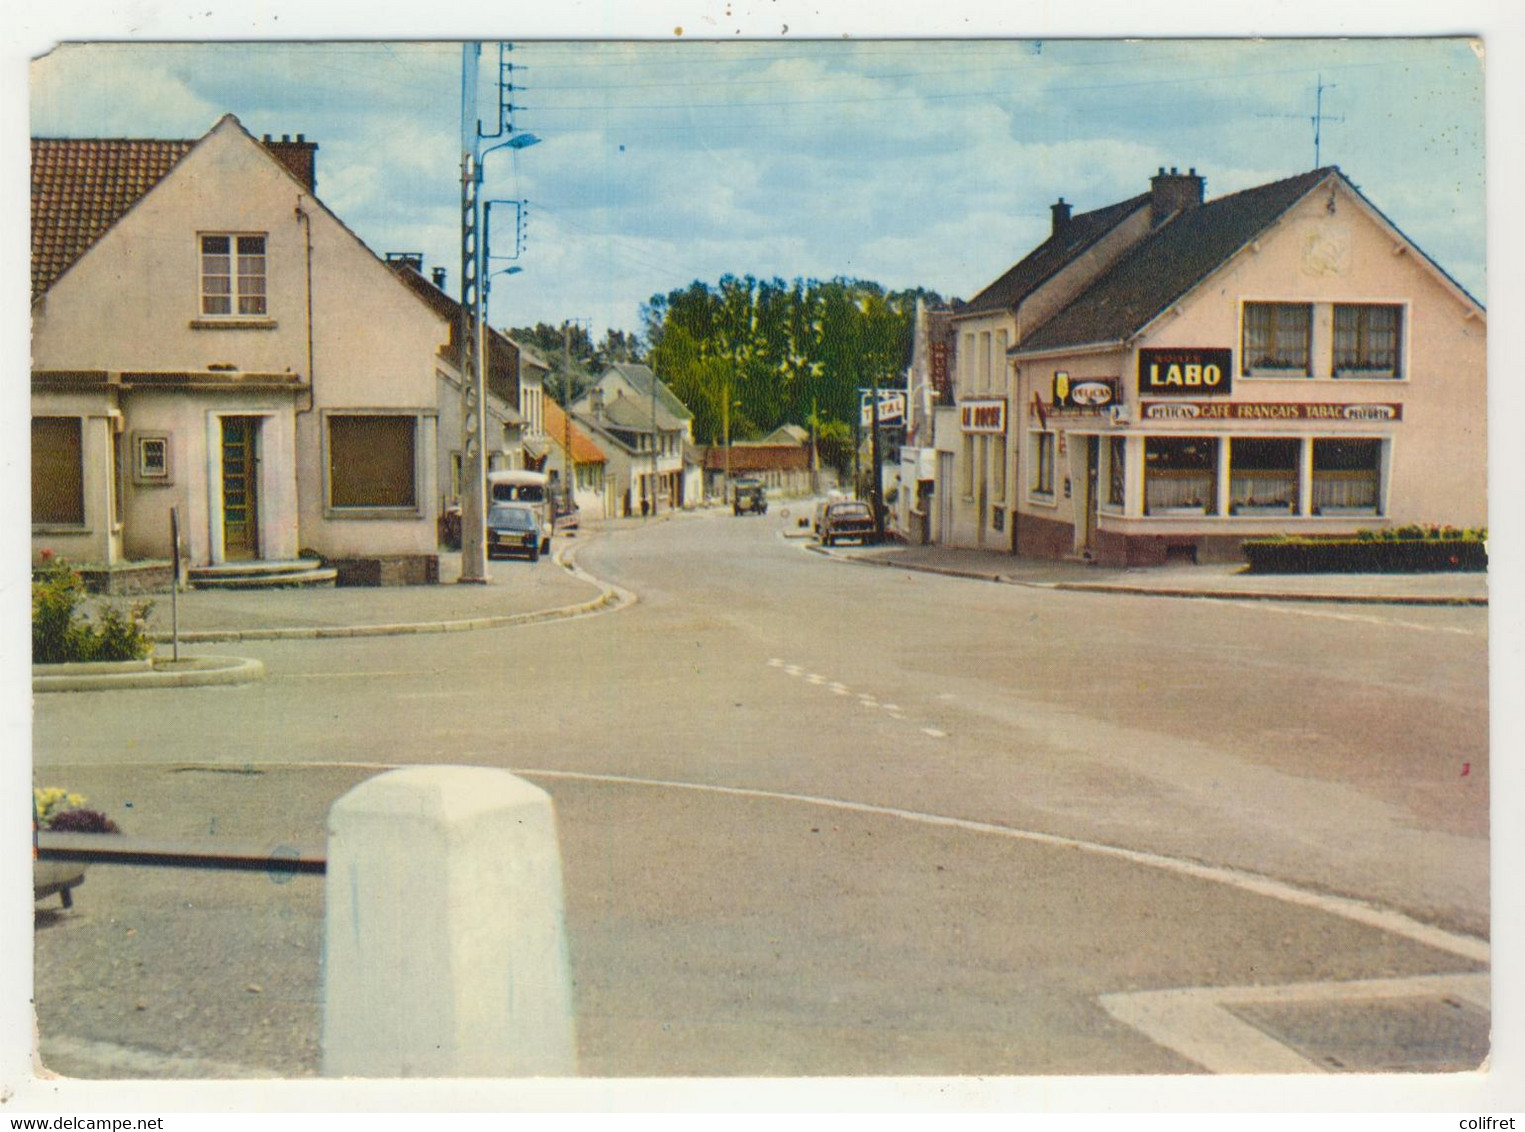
[1241,526,1488,574]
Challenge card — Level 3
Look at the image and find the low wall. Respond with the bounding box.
[330,554,440,587]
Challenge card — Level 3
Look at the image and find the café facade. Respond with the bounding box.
[945,166,1486,566]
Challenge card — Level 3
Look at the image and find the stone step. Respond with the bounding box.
[188,558,324,579]
[188,560,337,589]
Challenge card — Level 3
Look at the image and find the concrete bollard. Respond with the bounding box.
[321,766,577,1077]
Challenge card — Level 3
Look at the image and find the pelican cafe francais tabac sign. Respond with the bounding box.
[1138,348,1233,397]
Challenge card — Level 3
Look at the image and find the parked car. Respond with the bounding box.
[486,503,545,562]
[819,500,876,546]
[488,469,553,552]
[733,478,768,516]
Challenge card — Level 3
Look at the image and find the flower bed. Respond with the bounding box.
[1242,525,1488,574]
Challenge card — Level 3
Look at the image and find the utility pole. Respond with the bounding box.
[649,368,659,518]
[458,43,488,584]
[870,377,885,543]
[562,322,574,520]
[457,42,541,584]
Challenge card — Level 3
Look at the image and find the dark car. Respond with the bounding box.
[733,478,768,516]
[820,500,876,546]
[487,504,545,562]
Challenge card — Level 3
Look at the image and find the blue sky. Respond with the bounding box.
[25,35,1490,339]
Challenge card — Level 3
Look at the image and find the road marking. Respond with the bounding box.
[921,728,947,738]
[1099,972,1489,1074]
[1217,599,1483,636]
[784,665,803,677]
[512,767,1489,965]
[271,670,435,680]
[807,673,826,684]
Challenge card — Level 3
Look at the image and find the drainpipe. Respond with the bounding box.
[295,198,316,416]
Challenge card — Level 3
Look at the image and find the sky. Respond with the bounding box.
[24,36,1491,340]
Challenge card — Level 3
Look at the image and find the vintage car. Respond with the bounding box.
[819,500,876,546]
[733,478,768,516]
[486,503,546,562]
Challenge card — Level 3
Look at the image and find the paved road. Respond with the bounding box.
[31,509,1491,1079]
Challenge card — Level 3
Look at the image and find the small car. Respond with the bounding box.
[819,500,876,546]
[733,479,768,516]
[487,503,545,562]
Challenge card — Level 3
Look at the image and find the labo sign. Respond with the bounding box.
[1138,348,1233,397]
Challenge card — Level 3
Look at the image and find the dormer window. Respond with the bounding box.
[200,234,267,316]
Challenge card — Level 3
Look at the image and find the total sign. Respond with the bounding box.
[1138,348,1233,396]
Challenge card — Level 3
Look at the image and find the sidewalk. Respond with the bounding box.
[139,537,618,643]
[829,540,1489,606]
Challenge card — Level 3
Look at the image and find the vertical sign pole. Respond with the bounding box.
[169,506,181,662]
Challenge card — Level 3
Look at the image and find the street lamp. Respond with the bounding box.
[458,41,542,584]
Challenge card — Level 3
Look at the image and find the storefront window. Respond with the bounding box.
[1107,436,1126,507]
[1229,437,1299,513]
[1242,302,1312,374]
[1312,438,1382,514]
[1144,436,1216,514]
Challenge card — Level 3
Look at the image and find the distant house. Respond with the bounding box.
[574,390,688,516]
[573,362,695,513]
[388,259,550,507]
[542,397,609,520]
[702,438,816,499]
[31,113,452,586]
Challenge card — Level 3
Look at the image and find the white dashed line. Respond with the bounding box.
[921,728,947,739]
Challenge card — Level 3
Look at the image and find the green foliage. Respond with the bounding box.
[32,562,155,664]
[643,274,941,446]
[1261,525,1486,546]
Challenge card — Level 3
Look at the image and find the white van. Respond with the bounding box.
[487,469,553,553]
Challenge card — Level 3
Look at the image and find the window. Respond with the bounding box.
[134,434,172,484]
[1144,436,1216,514]
[1313,438,1382,514]
[1242,302,1311,374]
[1031,431,1055,497]
[1334,305,1402,377]
[1229,437,1299,513]
[328,414,418,510]
[1108,436,1126,507]
[200,234,267,316]
[991,434,1006,499]
[32,417,84,526]
[962,434,975,496]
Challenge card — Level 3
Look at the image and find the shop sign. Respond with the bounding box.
[959,398,1007,433]
[1138,348,1233,396]
[1140,401,1403,422]
[860,389,907,427]
[1052,372,1117,409]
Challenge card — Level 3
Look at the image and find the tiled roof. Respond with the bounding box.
[543,397,606,464]
[31,136,197,301]
[1017,168,1338,353]
[599,390,687,432]
[701,444,810,472]
[957,194,1149,317]
[603,362,693,421]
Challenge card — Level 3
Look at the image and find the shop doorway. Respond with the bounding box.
[220,416,260,560]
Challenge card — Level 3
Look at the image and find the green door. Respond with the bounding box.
[221,417,260,560]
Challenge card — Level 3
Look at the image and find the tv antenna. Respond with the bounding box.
[1259,73,1344,168]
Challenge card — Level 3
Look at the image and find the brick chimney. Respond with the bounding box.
[261,133,319,192]
[1050,197,1072,238]
[1150,166,1204,225]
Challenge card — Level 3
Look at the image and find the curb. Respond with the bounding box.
[144,541,631,645]
[832,550,1487,607]
[34,655,265,694]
